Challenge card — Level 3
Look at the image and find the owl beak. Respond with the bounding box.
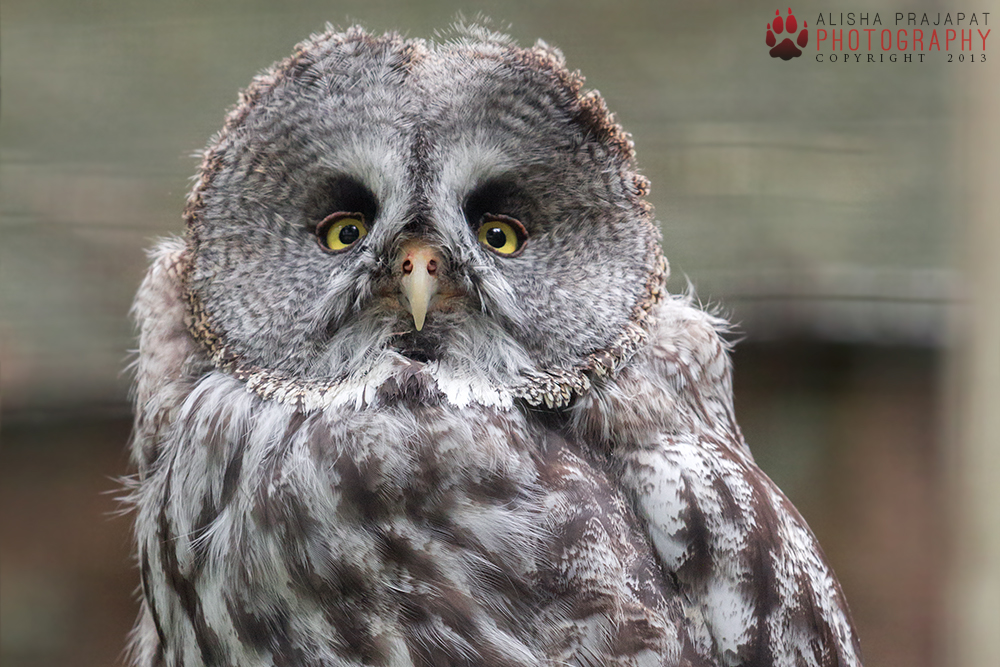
[398,243,440,332]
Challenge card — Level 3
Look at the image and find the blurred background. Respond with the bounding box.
[2,0,997,665]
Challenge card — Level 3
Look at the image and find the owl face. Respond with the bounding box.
[184,27,663,403]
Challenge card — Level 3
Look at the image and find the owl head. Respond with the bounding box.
[181,25,666,410]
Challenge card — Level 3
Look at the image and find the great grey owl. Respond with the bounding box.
[128,25,863,667]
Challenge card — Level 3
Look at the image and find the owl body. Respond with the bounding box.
[129,27,862,667]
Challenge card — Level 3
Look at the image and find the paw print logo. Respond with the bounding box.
[766,8,809,60]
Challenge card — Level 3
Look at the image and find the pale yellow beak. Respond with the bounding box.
[399,242,440,331]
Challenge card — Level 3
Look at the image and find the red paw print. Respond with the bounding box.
[766,8,809,60]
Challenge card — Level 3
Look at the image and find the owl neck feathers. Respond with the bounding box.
[177,241,669,413]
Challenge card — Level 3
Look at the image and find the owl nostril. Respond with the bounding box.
[400,250,439,277]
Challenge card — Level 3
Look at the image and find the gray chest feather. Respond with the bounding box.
[138,375,696,667]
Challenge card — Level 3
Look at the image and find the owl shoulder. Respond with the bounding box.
[569,294,745,453]
[130,238,206,472]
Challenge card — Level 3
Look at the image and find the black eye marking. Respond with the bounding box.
[306,174,379,233]
[463,177,534,232]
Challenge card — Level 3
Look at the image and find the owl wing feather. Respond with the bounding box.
[128,238,219,667]
[574,298,863,666]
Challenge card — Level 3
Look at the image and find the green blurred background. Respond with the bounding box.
[2,0,998,665]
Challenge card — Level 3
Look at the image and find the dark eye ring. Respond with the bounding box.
[476,214,528,257]
[316,212,368,253]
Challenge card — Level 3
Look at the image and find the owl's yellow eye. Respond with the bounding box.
[318,212,368,252]
[477,215,527,256]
